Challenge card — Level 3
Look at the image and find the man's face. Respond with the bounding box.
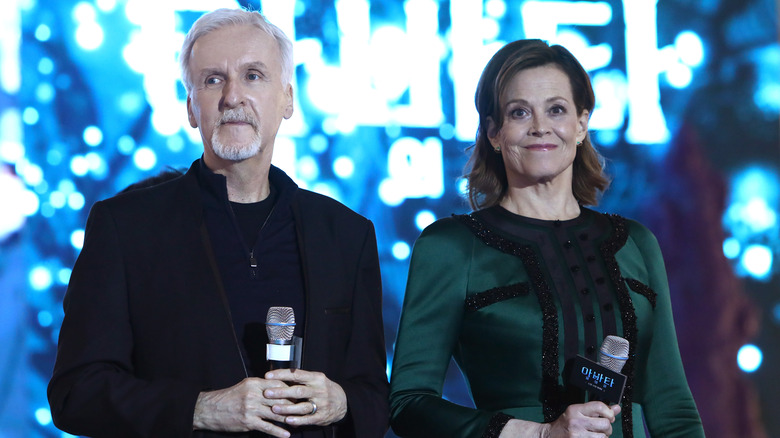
[186,24,293,163]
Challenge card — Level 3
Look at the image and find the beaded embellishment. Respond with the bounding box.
[625,278,658,308]
[481,412,514,438]
[465,282,531,312]
[600,214,636,438]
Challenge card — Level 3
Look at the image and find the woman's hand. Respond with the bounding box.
[498,402,621,438]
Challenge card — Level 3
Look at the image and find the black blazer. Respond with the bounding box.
[48,161,389,437]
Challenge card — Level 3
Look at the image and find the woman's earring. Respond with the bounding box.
[576,141,583,146]
[493,146,501,153]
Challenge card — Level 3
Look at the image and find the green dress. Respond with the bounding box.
[389,206,704,437]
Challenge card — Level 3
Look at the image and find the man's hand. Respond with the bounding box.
[263,369,348,427]
[193,377,293,438]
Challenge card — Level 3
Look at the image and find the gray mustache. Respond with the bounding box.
[220,109,256,126]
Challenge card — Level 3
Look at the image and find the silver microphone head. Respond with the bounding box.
[598,335,629,373]
[266,307,295,343]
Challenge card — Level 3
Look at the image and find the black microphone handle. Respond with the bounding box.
[268,360,292,370]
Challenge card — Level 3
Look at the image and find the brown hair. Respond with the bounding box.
[464,39,609,210]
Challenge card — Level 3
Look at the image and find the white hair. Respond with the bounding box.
[179,8,293,93]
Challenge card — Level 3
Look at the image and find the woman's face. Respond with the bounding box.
[488,64,589,191]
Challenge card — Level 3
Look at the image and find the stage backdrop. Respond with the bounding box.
[0,0,778,436]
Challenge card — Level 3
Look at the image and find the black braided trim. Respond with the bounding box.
[480,412,514,438]
[465,282,531,312]
[601,214,636,438]
[625,278,657,308]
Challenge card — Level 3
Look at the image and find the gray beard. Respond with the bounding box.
[210,127,262,161]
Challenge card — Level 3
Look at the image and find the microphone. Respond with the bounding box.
[598,335,629,373]
[266,307,296,370]
[569,335,629,405]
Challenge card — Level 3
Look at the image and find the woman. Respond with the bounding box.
[389,40,704,437]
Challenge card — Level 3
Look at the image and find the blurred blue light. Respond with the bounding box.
[723,237,741,259]
[415,210,436,230]
[38,311,54,327]
[744,198,777,232]
[297,155,320,181]
[40,203,55,218]
[732,166,779,204]
[480,18,499,41]
[665,64,693,89]
[740,244,773,280]
[35,24,52,41]
[166,135,184,153]
[75,22,104,51]
[0,142,25,164]
[308,134,328,154]
[73,2,97,22]
[151,109,181,136]
[595,130,619,147]
[36,83,55,103]
[34,180,48,194]
[29,266,53,291]
[70,155,89,176]
[675,31,705,67]
[438,123,455,140]
[457,178,469,197]
[392,241,411,260]
[755,83,780,114]
[34,407,52,426]
[133,147,157,171]
[18,161,43,186]
[333,156,355,179]
[321,118,338,136]
[737,344,763,372]
[58,268,72,285]
[83,126,103,146]
[68,192,85,210]
[485,0,507,18]
[95,0,117,12]
[71,229,85,250]
[46,150,62,166]
[118,92,143,114]
[773,303,780,323]
[50,192,66,209]
[117,135,136,154]
[22,107,40,125]
[85,152,107,178]
[385,124,401,139]
[38,57,54,75]
[58,179,76,194]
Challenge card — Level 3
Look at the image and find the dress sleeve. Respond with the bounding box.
[627,221,705,437]
[389,218,512,438]
[47,201,201,438]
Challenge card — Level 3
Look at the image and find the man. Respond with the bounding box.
[47,8,388,438]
